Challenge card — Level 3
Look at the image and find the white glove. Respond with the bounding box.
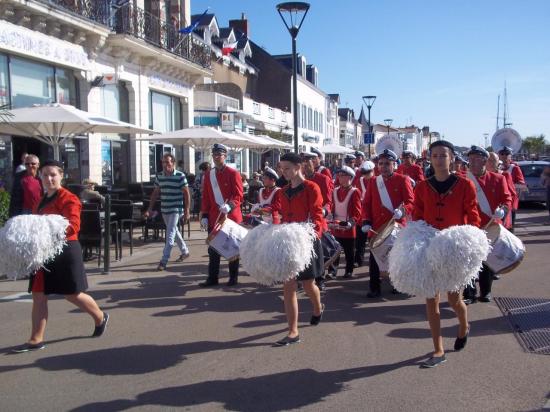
[200,218,209,230]
[339,221,353,230]
[219,203,231,214]
[361,224,372,233]
[493,207,506,220]
[250,203,260,213]
[393,208,403,219]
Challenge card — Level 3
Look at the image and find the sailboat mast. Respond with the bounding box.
[503,82,508,128]
[496,94,500,132]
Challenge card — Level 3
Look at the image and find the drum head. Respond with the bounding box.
[485,222,501,243]
[370,220,397,249]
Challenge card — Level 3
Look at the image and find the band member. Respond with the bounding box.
[487,152,515,229]
[498,146,526,231]
[354,151,365,170]
[302,152,331,289]
[354,160,375,267]
[329,166,362,278]
[413,140,480,368]
[362,149,414,298]
[396,150,425,184]
[199,143,243,287]
[463,146,512,304]
[310,147,333,181]
[251,167,281,224]
[275,152,325,346]
[343,153,356,169]
[453,154,468,176]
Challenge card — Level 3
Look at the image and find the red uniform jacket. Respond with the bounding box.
[363,173,415,237]
[277,180,325,238]
[502,162,525,210]
[34,187,81,241]
[500,171,516,228]
[308,172,333,212]
[355,175,373,201]
[257,186,281,224]
[201,165,243,229]
[467,171,512,227]
[413,176,481,229]
[352,169,362,187]
[316,165,333,181]
[373,165,380,176]
[396,163,425,183]
[330,186,362,239]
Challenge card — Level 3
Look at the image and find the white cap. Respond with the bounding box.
[337,165,356,177]
[361,160,375,172]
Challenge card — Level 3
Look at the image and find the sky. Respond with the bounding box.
[190,0,550,148]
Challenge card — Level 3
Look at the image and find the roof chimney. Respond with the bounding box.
[229,13,249,37]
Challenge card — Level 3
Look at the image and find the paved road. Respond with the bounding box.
[1,205,549,411]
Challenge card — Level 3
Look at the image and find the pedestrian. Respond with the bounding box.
[80,178,105,206]
[498,146,526,232]
[362,149,414,298]
[463,146,512,304]
[412,140,480,368]
[251,167,281,224]
[199,143,243,287]
[274,152,324,346]
[328,165,362,278]
[12,160,108,353]
[14,152,28,174]
[487,152,515,229]
[396,150,425,184]
[144,153,191,271]
[354,160,375,267]
[541,165,550,225]
[9,154,42,217]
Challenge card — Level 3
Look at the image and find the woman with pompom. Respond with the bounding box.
[412,141,480,368]
[12,160,108,353]
[274,152,325,346]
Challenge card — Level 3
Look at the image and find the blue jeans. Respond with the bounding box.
[161,212,189,265]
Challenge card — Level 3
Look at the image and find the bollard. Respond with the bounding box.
[103,194,111,274]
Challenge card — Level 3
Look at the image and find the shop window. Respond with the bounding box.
[10,57,55,108]
[55,68,76,106]
[0,54,8,106]
[150,91,182,132]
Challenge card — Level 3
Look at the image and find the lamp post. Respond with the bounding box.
[383,118,393,136]
[362,95,376,158]
[277,2,310,153]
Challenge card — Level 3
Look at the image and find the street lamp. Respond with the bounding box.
[362,95,376,158]
[277,2,310,153]
[383,118,393,136]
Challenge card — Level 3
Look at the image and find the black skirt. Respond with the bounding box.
[28,240,88,295]
[296,237,324,281]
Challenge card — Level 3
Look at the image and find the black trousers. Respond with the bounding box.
[334,237,355,274]
[464,264,493,299]
[207,246,239,281]
[369,252,381,293]
[354,226,367,265]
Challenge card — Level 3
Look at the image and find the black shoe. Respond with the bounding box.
[478,294,492,303]
[420,355,447,368]
[157,263,166,271]
[12,342,46,353]
[325,270,337,280]
[199,278,219,287]
[316,280,326,291]
[342,272,353,279]
[366,290,381,298]
[463,296,477,305]
[226,278,238,287]
[454,325,470,351]
[492,274,501,280]
[391,288,400,294]
[175,252,190,262]
[92,312,109,337]
[310,304,325,325]
[275,335,300,346]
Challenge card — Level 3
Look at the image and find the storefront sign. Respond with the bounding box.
[0,20,90,70]
[148,74,190,96]
[220,112,235,132]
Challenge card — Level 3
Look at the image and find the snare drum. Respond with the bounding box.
[484,222,525,274]
[207,217,249,261]
[369,220,400,274]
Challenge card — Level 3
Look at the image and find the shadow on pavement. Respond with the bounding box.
[69,354,430,412]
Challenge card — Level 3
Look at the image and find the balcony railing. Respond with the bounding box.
[36,0,212,70]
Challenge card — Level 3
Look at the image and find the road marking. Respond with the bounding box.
[0,292,32,302]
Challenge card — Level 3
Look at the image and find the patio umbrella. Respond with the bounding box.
[232,130,291,152]
[137,126,251,151]
[321,144,355,154]
[0,104,156,160]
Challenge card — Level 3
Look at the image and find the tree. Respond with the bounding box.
[522,134,546,155]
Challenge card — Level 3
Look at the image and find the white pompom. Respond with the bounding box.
[427,224,491,293]
[240,223,317,286]
[389,221,438,297]
[0,214,69,280]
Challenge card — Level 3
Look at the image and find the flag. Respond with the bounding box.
[222,40,238,56]
[179,8,209,35]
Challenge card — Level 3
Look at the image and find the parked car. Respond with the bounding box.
[517,160,550,204]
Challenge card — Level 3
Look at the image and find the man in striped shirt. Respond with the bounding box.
[144,153,191,271]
